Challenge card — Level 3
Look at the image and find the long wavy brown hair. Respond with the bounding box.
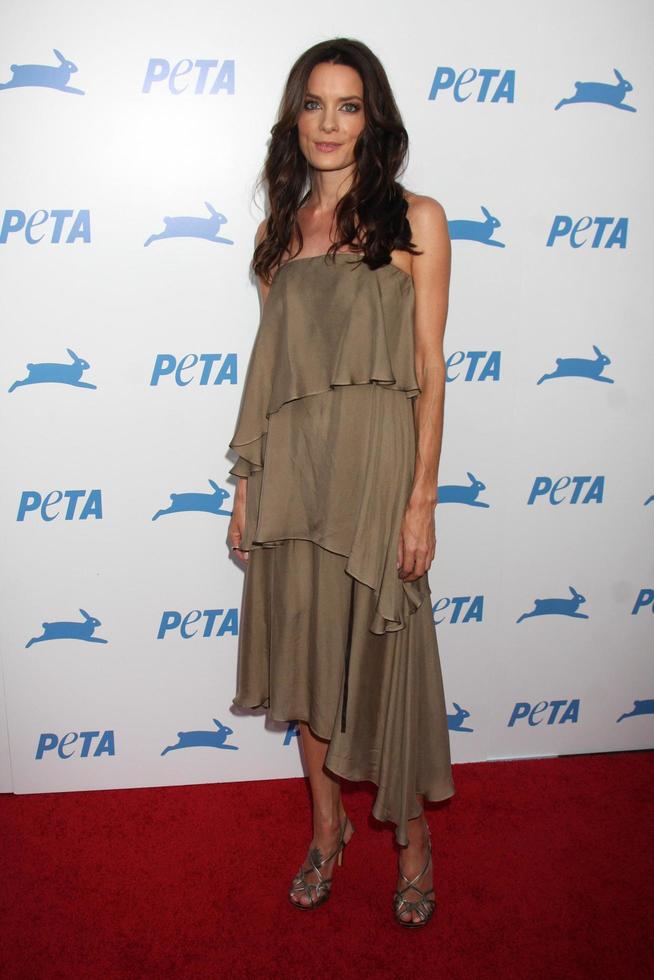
[252,37,422,284]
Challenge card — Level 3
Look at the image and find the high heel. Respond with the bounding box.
[393,830,437,928]
[288,817,354,910]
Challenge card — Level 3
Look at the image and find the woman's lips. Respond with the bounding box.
[315,142,341,152]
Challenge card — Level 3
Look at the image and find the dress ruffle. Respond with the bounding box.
[232,538,455,846]
[228,254,423,635]
[228,252,456,843]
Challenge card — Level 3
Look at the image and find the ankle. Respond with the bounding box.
[407,815,429,841]
[313,814,343,838]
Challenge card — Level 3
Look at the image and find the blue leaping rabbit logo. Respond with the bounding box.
[0,49,84,94]
[144,203,234,246]
[448,703,474,732]
[437,472,489,507]
[517,586,588,623]
[616,700,654,722]
[9,349,96,392]
[554,69,636,112]
[448,206,505,247]
[26,609,108,647]
[537,345,614,384]
[161,719,238,754]
[153,480,232,519]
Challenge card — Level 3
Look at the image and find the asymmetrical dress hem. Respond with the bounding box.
[231,697,456,847]
[228,251,456,847]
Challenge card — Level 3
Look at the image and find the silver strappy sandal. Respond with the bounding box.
[393,831,437,928]
[288,817,354,910]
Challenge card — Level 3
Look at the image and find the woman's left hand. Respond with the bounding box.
[396,496,437,582]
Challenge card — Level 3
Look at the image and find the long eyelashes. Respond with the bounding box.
[303,100,360,113]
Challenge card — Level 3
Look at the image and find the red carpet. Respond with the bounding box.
[1,750,652,980]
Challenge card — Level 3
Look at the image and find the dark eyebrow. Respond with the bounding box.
[304,91,363,101]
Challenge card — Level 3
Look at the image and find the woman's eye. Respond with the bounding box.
[303,100,361,112]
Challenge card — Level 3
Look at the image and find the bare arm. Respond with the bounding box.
[397,195,451,582]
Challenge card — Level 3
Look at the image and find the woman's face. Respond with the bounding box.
[296,62,365,173]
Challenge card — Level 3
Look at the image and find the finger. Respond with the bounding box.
[399,551,417,579]
[405,548,430,581]
[411,561,428,581]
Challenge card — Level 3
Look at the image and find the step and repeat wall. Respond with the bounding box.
[1,0,652,795]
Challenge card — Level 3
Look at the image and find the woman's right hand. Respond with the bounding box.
[228,478,249,562]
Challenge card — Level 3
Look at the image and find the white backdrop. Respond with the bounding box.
[1,0,652,796]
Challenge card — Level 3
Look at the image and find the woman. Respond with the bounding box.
[227,37,454,927]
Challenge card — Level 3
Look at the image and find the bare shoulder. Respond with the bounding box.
[403,191,451,286]
[405,191,449,252]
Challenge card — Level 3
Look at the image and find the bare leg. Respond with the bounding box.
[396,795,433,924]
[292,721,353,907]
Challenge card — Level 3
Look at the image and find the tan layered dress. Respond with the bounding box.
[228,250,455,845]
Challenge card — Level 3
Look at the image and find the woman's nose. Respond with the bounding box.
[320,109,338,131]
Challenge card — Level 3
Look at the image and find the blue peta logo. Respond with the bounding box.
[632,590,654,616]
[508,700,580,727]
[17,491,102,522]
[1,209,90,244]
[527,476,604,505]
[546,216,627,248]
[428,67,515,103]
[432,596,484,625]
[284,722,300,745]
[446,351,500,382]
[157,608,238,639]
[142,59,234,94]
[150,353,236,386]
[36,731,115,759]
